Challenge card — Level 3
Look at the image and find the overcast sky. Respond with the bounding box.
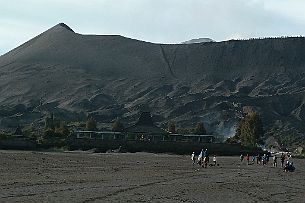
[1,0,305,55]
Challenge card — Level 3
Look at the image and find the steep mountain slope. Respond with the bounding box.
[0,23,305,146]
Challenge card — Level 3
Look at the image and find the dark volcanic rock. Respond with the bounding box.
[0,23,305,146]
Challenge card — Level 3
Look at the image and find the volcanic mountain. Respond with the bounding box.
[0,23,305,146]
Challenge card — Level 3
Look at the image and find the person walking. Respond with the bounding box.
[204,149,209,163]
[281,153,285,167]
[213,155,217,166]
[202,149,209,168]
[288,153,292,162]
[273,155,277,167]
[256,154,260,164]
[251,155,255,164]
[246,153,250,165]
[240,154,244,162]
[197,149,203,166]
[262,154,267,166]
[191,152,196,165]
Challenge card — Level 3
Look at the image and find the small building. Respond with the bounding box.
[125,112,167,140]
[74,131,124,140]
[71,112,215,143]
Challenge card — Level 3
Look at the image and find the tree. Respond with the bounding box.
[44,113,60,130]
[225,136,239,144]
[44,129,55,137]
[55,122,70,136]
[86,117,97,131]
[194,122,206,135]
[236,112,264,147]
[45,115,54,130]
[112,118,125,132]
[167,121,176,134]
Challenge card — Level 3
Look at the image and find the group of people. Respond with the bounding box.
[281,153,295,172]
[239,152,295,172]
[191,149,217,168]
[240,153,270,165]
[191,150,296,172]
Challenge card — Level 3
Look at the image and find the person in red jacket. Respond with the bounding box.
[246,153,250,165]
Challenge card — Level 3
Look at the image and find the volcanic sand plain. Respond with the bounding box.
[0,150,304,203]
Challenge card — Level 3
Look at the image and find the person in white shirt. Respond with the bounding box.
[191,152,196,164]
[273,155,277,167]
[213,155,217,166]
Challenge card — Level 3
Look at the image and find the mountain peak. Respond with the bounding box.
[56,23,74,32]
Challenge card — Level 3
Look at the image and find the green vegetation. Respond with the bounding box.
[112,118,125,132]
[194,122,207,135]
[39,115,71,147]
[44,114,70,137]
[55,122,70,136]
[227,112,263,147]
[167,121,176,134]
[45,114,60,130]
[86,117,97,131]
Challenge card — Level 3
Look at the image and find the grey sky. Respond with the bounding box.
[1,0,305,55]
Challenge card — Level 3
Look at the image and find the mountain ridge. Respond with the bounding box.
[0,23,304,147]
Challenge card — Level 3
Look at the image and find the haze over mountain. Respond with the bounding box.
[0,23,304,146]
[182,38,215,44]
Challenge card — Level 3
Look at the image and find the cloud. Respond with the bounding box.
[263,0,305,23]
[1,0,305,55]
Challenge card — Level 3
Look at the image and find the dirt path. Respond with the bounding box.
[0,150,304,203]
